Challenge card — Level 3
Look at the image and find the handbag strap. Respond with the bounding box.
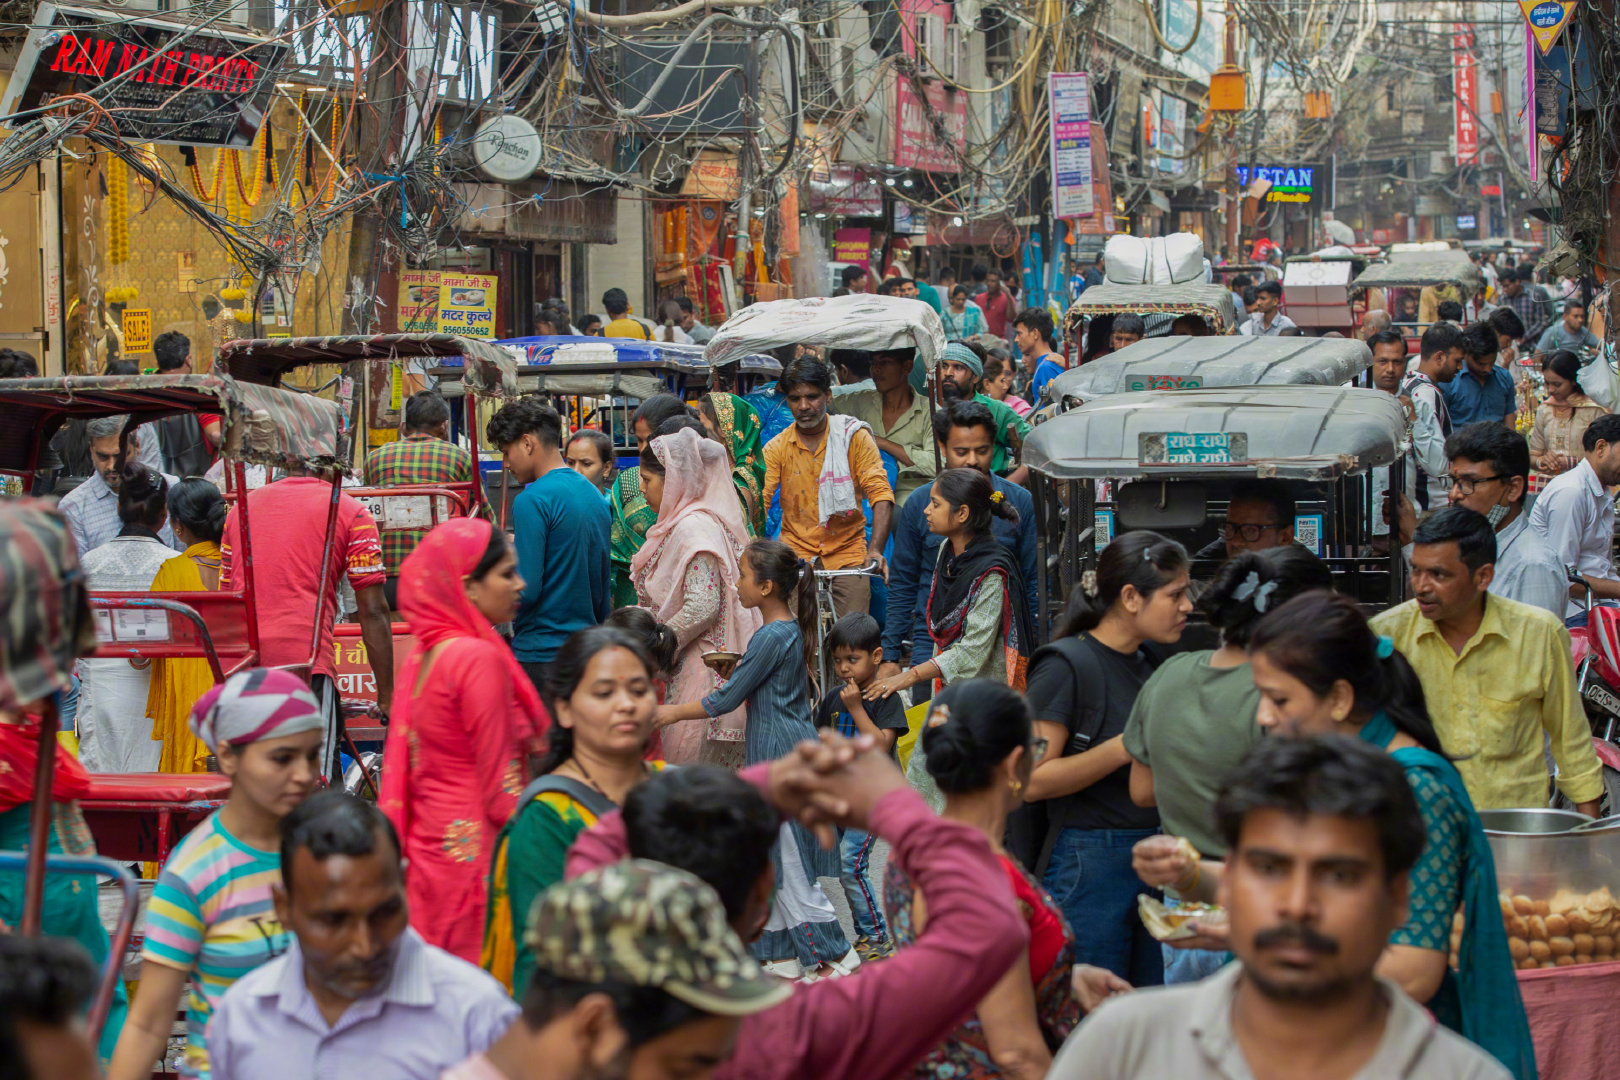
[515,773,617,818]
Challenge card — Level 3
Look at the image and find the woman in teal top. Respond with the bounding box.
[1135,588,1535,1080]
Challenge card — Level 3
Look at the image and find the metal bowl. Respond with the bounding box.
[1478,808,1591,835]
[1571,814,1620,834]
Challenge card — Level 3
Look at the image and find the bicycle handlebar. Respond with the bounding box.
[812,563,884,579]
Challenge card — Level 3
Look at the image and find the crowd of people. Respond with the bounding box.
[6,257,1618,1080]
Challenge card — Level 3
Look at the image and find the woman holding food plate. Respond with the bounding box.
[1133,589,1535,1080]
[629,423,760,767]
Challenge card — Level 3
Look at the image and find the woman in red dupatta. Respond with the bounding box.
[379,518,548,963]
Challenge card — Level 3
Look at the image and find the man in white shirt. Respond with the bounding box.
[1530,412,1620,622]
[1238,280,1296,336]
[57,415,179,555]
[1052,737,1514,1079]
[1399,323,1463,513]
[1445,422,1568,620]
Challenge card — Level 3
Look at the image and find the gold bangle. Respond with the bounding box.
[1172,861,1201,895]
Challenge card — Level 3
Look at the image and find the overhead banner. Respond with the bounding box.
[0,2,288,147]
[1519,0,1576,55]
[893,77,968,173]
[1453,25,1480,165]
[1048,72,1094,219]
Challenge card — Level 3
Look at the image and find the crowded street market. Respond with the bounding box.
[5,0,1620,1077]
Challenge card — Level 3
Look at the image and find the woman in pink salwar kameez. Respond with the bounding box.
[380,518,548,963]
[630,424,761,767]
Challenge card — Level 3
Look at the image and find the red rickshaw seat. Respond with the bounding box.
[81,773,233,804]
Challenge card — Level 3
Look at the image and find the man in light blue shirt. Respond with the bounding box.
[1535,299,1600,355]
[1442,321,1517,428]
[1529,412,1620,620]
[206,792,518,1080]
[1445,422,1566,620]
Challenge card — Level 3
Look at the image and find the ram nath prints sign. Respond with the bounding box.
[0,3,287,147]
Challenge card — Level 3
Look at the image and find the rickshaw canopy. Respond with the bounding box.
[491,336,782,397]
[1064,283,1238,334]
[704,294,947,371]
[216,333,521,399]
[1024,386,1408,482]
[1047,335,1373,405]
[0,373,346,472]
[1352,250,1483,290]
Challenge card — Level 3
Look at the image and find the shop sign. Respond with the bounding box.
[1482,184,1502,196]
[807,165,882,216]
[1457,214,1477,229]
[121,308,151,354]
[398,270,440,333]
[1519,0,1576,55]
[893,77,967,173]
[832,228,871,269]
[1158,95,1187,175]
[1072,121,1117,236]
[1235,164,1321,205]
[437,272,497,338]
[1453,26,1479,164]
[1048,72,1094,219]
[471,115,540,184]
[681,151,741,200]
[1159,0,1223,80]
[0,3,288,148]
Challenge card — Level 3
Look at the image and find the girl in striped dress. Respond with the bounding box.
[106,669,324,1080]
[655,539,856,979]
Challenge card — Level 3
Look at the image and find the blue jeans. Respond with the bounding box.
[1043,826,1165,987]
[58,675,79,734]
[839,828,887,943]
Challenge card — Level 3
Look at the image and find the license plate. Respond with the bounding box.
[1585,681,1620,718]
[1125,374,1203,392]
[1141,431,1248,465]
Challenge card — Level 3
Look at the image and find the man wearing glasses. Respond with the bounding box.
[1194,481,1298,561]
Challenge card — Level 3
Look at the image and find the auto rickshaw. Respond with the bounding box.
[1065,282,1240,366]
[1040,335,1373,420]
[0,372,347,873]
[1352,249,1485,347]
[1024,385,1410,643]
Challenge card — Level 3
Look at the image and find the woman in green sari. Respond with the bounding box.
[699,392,767,536]
[612,395,699,607]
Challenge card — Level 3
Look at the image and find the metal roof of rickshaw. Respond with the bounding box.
[0,373,346,472]
[1064,283,1239,334]
[1048,335,1373,402]
[703,294,947,371]
[215,333,519,398]
[1351,250,1483,290]
[496,335,783,375]
[1024,385,1407,482]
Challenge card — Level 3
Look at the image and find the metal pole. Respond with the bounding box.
[20,698,60,936]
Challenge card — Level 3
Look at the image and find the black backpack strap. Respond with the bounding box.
[515,774,617,819]
[1028,636,1113,756]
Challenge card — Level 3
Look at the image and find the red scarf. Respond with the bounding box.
[0,717,91,812]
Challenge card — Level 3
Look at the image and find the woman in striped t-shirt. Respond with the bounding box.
[107,669,324,1080]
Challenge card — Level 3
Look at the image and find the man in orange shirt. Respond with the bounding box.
[762,356,895,617]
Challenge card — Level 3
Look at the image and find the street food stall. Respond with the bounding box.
[1041,335,1373,419]
[1023,385,1409,639]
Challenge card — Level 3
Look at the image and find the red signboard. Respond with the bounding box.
[333,627,416,706]
[1072,121,1117,236]
[1482,184,1502,196]
[1453,26,1479,165]
[894,77,968,173]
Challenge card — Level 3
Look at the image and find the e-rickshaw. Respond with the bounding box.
[1024,385,1410,645]
[1041,335,1373,419]
[1352,249,1485,347]
[1063,283,1239,369]
[216,334,521,748]
[0,373,350,861]
[703,293,949,690]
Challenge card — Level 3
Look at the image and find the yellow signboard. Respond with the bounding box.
[122,308,152,354]
[398,269,441,333]
[1519,0,1576,55]
[437,272,498,339]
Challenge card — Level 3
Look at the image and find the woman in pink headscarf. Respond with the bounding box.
[630,422,761,767]
[379,518,548,963]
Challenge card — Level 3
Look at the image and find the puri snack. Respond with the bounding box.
[1498,887,1620,971]
[1138,894,1224,943]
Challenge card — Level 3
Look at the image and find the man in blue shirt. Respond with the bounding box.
[486,397,611,688]
[1442,320,1518,428]
[1535,299,1601,355]
[1016,307,1067,406]
[878,400,1037,702]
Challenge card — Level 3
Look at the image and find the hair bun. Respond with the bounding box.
[121,463,160,497]
[921,717,990,793]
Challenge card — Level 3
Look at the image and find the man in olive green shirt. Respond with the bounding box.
[833,348,936,504]
[937,342,1029,478]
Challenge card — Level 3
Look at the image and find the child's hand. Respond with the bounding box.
[839,681,863,708]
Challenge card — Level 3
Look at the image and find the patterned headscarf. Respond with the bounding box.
[188,668,324,753]
[942,341,983,378]
[0,500,96,711]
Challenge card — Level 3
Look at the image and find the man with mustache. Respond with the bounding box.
[936,342,1029,480]
[1050,736,1511,1079]
[205,791,518,1078]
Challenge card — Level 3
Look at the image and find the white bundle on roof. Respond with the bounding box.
[1105,233,1206,286]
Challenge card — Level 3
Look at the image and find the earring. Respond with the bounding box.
[1009,778,1023,797]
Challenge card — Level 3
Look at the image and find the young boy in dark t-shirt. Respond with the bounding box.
[814,613,910,960]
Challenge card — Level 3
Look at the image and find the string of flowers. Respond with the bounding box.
[105,153,128,265]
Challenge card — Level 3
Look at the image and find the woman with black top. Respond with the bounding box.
[1024,531,1192,987]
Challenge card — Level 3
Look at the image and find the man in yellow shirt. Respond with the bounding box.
[1370,505,1603,814]
[601,287,650,340]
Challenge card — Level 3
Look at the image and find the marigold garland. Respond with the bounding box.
[106,154,129,265]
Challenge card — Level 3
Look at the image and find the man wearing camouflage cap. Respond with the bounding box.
[442,860,789,1080]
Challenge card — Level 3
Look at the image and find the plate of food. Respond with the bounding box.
[1138,894,1226,942]
[702,651,740,673]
